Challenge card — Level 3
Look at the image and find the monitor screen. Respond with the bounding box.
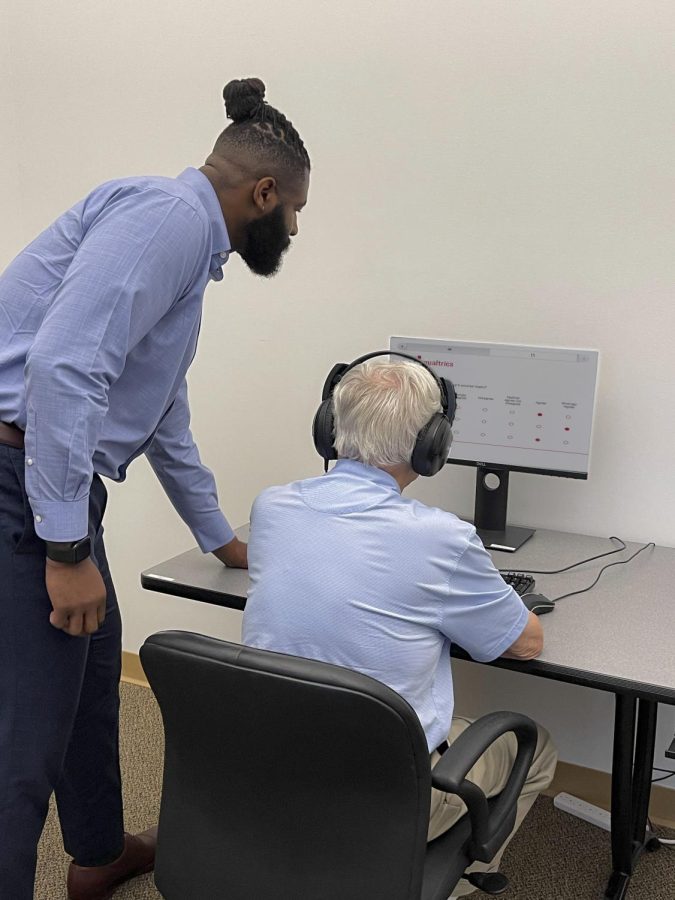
[389,336,599,478]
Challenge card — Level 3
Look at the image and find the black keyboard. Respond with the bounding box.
[502,572,535,596]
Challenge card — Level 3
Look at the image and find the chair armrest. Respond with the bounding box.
[430,711,538,862]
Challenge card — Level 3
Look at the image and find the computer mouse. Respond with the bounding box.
[521,593,556,615]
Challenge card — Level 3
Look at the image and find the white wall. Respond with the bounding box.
[2,2,674,783]
[0,7,25,256]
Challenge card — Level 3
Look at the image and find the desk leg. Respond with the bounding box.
[631,700,657,846]
[605,694,636,899]
[604,696,658,900]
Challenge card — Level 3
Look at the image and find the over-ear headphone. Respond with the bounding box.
[312,350,457,477]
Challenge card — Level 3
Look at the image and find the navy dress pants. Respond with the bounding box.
[0,444,125,899]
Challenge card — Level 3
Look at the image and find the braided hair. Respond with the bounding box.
[214,78,310,178]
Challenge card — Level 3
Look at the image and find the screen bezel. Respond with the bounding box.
[445,457,587,480]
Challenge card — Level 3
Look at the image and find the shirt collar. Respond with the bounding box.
[331,458,401,493]
[177,167,231,279]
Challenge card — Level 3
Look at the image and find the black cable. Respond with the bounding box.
[499,536,627,576]
[551,541,655,603]
[653,768,675,776]
[651,772,675,784]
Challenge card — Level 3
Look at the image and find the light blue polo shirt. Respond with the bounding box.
[243,459,529,751]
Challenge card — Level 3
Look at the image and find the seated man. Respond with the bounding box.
[242,353,557,897]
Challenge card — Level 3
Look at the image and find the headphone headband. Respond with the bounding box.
[325,349,453,417]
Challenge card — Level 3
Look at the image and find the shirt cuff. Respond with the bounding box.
[28,496,90,543]
[190,509,235,553]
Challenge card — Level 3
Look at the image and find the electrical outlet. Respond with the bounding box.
[553,792,612,832]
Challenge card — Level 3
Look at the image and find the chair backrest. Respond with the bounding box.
[141,630,433,900]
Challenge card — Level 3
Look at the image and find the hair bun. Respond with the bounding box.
[222,78,266,123]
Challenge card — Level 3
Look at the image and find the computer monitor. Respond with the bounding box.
[389,336,600,551]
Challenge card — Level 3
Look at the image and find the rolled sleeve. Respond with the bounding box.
[439,530,529,662]
[145,381,234,552]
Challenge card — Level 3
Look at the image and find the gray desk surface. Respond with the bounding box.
[142,527,675,705]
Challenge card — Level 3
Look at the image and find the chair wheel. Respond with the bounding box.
[466,871,509,894]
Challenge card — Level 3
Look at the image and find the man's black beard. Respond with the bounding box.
[239,205,291,277]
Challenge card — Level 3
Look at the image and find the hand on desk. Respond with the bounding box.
[212,536,248,569]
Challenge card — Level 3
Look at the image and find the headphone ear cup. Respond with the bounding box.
[411,413,453,477]
[442,378,457,426]
[312,399,338,461]
[321,363,349,401]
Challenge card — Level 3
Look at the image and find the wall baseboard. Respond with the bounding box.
[122,650,148,687]
[121,652,675,828]
[544,760,674,829]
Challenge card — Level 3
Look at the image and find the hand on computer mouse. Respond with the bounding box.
[521,593,556,615]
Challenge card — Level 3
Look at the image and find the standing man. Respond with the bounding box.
[0,77,310,899]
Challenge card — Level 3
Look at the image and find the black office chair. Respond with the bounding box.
[140,630,538,900]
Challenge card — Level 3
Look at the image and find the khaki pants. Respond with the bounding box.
[428,716,558,897]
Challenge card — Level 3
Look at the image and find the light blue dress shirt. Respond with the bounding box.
[243,459,529,750]
[0,168,234,550]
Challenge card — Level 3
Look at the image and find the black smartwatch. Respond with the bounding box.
[45,536,91,564]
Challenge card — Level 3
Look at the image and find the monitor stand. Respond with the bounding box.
[473,465,534,553]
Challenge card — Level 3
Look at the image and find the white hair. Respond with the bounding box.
[333,360,442,468]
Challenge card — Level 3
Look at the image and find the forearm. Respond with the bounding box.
[149,451,235,552]
[501,612,544,660]
[500,646,541,660]
[145,391,234,552]
[24,354,108,542]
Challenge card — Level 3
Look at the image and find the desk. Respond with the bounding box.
[142,527,675,900]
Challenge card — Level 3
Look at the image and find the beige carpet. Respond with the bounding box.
[36,682,163,900]
[35,682,675,900]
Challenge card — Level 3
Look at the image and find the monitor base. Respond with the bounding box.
[476,525,535,553]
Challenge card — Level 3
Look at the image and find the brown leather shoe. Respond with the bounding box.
[67,827,157,900]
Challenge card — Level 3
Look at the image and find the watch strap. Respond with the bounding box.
[45,536,91,564]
